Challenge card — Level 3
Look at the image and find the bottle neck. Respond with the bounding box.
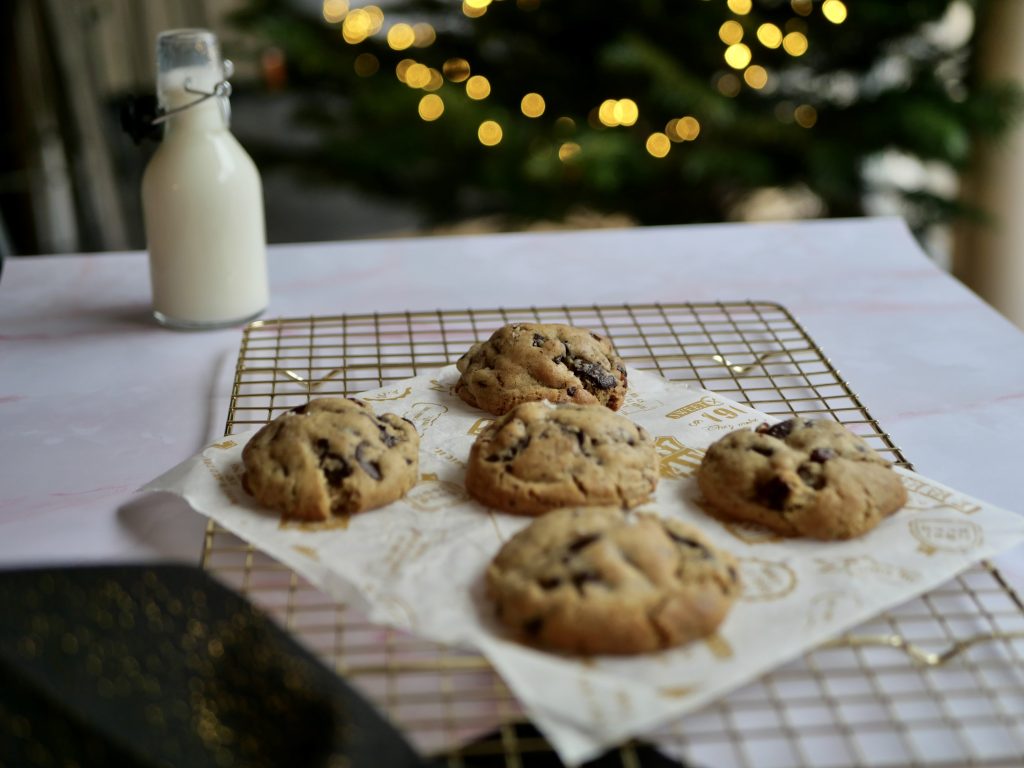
[160,95,228,135]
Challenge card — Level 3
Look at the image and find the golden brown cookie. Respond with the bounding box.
[696,418,907,540]
[486,506,740,655]
[465,401,658,516]
[242,398,419,522]
[454,323,627,415]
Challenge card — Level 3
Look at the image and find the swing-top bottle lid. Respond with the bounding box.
[156,29,228,112]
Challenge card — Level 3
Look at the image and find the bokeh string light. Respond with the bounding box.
[323,0,837,157]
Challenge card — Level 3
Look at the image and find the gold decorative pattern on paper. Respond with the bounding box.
[815,555,919,584]
[658,685,696,699]
[806,590,861,629]
[722,520,783,545]
[429,378,454,394]
[737,557,797,602]
[362,386,413,402]
[211,440,237,450]
[619,390,662,416]
[666,394,723,420]
[292,545,320,562]
[704,633,733,660]
[902,475,982,515]
[467,417,495,436]
[654,436,704,479]
[406,478,470,511]
[200,456,242,505]
[402,401,449,431]
[909,518,983,555]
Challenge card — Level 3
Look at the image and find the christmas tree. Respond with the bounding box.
[231,0,1022,236]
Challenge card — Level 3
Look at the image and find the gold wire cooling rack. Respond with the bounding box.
[202,302,1024,767]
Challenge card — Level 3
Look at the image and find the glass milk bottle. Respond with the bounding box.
[142,29,268,328]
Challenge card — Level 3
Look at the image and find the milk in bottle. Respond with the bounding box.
[142,29,268,328]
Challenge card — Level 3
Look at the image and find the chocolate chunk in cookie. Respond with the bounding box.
[465,401,659,516]
[696,418,907,540]
[242,397,419,522]
[486,506,740,655]
[455,323,628,415]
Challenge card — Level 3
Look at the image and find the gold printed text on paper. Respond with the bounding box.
[403,401,448,431]
[654,436,705,479]
[363,386,413,402]
[902,476,982,515]
[666,395,722,420]
[909,518,983,555]
[815,555,919,584]
[406,477,470,511]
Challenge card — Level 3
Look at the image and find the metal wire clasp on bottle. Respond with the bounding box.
[151,59,235,128]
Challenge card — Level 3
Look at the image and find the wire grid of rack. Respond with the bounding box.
[202,302,1024,767]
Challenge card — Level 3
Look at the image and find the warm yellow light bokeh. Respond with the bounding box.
[322,0,348,24]
[478,120,503,146]
[387,23,415,50]
[418,94,444,121]
[412,23,436,47]
[791,0,812,16]
[744,65,768,89]
[783,31,808,56]
[342,9,371,43]
[466,75,491,99]
[558,142,581,162]
[719,20,744,45]
[521,92,546,118]
[794,104,818,127]
[465,0,491,7]
[716,73,741,97]
[727,0,752,15]
[555,116,576,133]
[598,99,619,127]
[364,6,384,34]
[405,63,430,89]
[724,43,752,69]
[614,99,639,127]
[646,133,671,158]
[678,116,700,140]
[424,68,443,91]
[443,58,471,82]
[354,52,379,77]
[462,1,487,18]
[395,58,415,83]
[757,23,783,49]
[822,0,848,24]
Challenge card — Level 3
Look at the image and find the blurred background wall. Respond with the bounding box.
[1,0,1022,326]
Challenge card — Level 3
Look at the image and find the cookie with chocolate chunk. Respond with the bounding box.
[486,506,740,655]
[696,418,907,540]
[454,323,627,415]
[465,401,658,516]
[242,397,419,522]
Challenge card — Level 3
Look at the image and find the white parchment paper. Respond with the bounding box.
[143,366,1024,765]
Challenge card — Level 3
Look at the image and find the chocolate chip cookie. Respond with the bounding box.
[465,401,659,516]
[242,398,419,522]
[486,506,740,655]
[454,323,627,415]
[696,418,907,540]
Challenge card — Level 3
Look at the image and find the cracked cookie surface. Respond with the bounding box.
[454,323,628,415]
[486,506,740,655]
[696,418,907,540]
[242,397,419,522]
[465,401,659,516]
